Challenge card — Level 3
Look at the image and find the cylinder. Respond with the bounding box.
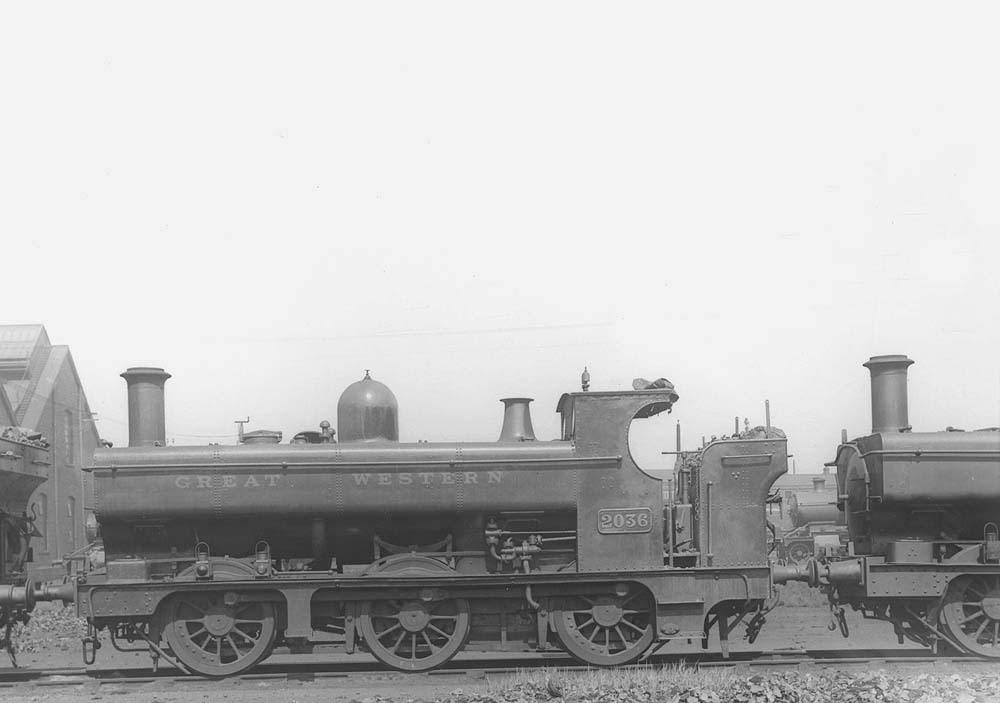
[120,367,171,447]
[862,354,914,433]
[498,398,536,442]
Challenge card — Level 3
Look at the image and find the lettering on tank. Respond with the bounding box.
[172,471,503,489]
[352,471,503,486]
[174,475,282,489]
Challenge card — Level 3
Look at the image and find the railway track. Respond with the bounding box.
[0,649,987,689]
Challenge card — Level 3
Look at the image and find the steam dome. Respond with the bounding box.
[337,371,399,442]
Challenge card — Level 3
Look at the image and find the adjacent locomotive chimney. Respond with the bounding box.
[498,398,536,442]
[863,354,914,433]
[120,367,171,447]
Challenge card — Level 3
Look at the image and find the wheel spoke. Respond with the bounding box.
[614,625,628,645]
[375,622,403,641]
[225,635,241,658]
[421,631,439,653]
[410,633,418,660]
[389,629,407,653]
[426,623,451,639]
[429,614,459,622]
[587,625,602,643]
[993,622,999,647]
[620,619,645,635]
[958,609,985,626]
[575,617,595,630]
[974,619,990,641]
[231,627,259,645]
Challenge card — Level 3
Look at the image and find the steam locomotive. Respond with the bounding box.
[78,367,788,677]
[776,355,1000,659]
[0,427,71,662]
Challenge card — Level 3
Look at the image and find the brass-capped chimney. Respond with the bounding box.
[498,398,536,442]
[121,367,171,447]
[863,354,914,433]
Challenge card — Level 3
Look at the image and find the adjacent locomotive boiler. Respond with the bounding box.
[777,355,1000,658]
[78,366,789,677]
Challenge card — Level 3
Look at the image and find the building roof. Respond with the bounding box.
[0,384,14,426]
[0,325,49,375]
[0,326,99,444]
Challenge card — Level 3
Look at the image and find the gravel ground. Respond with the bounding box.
[3,602,994,702]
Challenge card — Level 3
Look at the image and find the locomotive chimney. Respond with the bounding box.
[498,398,536,442]
[863,354,914,433]
[120,367,171,447]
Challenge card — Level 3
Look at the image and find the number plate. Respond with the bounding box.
[597,507,652,534]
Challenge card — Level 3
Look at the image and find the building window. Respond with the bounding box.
[64,410,75,465]
[67,497,76,551]
[37,493,48,552]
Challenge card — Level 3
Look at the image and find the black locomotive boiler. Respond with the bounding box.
[777,355,1000,659]
[79,367,789,677]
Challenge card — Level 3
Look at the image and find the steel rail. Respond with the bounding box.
[0,649,989,688]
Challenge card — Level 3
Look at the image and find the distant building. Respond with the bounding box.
[0,325,98,578]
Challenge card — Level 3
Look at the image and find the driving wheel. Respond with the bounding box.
[164,559,276,677]
[941,574,1000,658]
[359,554,470,671]
[553,590,655,666]
[163,593,277,677]
[359,597,470,671]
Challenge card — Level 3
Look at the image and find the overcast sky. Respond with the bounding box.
[2,3,998,474]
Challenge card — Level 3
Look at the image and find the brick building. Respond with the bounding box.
[0,325,98,578]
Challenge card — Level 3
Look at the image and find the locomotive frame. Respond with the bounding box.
[78,373,788,677]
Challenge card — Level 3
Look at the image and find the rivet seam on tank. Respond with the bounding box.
[335,472,344,517]
[454,446,463,510]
